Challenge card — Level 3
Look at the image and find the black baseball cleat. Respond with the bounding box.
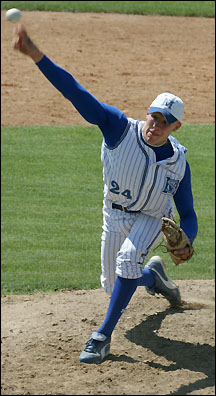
[144,256,181,306]
[78,332,111,364]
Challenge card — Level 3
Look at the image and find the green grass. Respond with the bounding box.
[1,124,215,294]
[1,1,215,17]
[1,126,104,294]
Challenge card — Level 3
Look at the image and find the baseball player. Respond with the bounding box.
[13,25,198,364]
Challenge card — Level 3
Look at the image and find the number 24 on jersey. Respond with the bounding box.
[110,180,132,200]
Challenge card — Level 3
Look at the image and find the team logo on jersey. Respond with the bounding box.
[162,177,179,195]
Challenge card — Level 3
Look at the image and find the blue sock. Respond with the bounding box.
[136,268,155,287]
[97,276,137,338]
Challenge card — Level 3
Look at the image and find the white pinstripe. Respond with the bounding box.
[100,206,163,294]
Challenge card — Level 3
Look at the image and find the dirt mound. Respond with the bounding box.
[1,281,215,395]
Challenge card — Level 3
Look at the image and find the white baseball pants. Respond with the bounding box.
[100,204,163,295]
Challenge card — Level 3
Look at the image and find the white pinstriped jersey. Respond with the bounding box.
[101,118,187,218]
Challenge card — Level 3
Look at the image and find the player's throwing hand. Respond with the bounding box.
[13,24,43,63]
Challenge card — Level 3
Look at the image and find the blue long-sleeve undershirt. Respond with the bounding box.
[37,55,127,147]
[36,55,198,242]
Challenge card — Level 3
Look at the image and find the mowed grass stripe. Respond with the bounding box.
[1,1,215,17]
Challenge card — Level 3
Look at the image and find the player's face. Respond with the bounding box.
[142,112,180,146]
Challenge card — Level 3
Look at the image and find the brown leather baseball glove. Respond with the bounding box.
[161,217,194,265]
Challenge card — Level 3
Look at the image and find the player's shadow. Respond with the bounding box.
[125,305,215,395]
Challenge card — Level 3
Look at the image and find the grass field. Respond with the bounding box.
[1,124,215,294]
[1,126,103,293]
[1,1,215,17]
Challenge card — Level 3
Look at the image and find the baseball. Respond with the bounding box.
[5,8,21,23]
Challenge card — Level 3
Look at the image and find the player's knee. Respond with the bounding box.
[116,259,143,279]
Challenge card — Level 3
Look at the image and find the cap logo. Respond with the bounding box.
[162,98,175,109]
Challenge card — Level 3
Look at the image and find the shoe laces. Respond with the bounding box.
[84,338,98,353]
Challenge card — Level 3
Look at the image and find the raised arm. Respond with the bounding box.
[13,25,128,146]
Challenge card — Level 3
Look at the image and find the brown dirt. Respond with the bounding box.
[1,282,215,395]
[1,11,215,126]
[1,11,215,395]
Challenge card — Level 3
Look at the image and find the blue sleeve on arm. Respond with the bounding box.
[36,55,128,147]
[173,161,198,243]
